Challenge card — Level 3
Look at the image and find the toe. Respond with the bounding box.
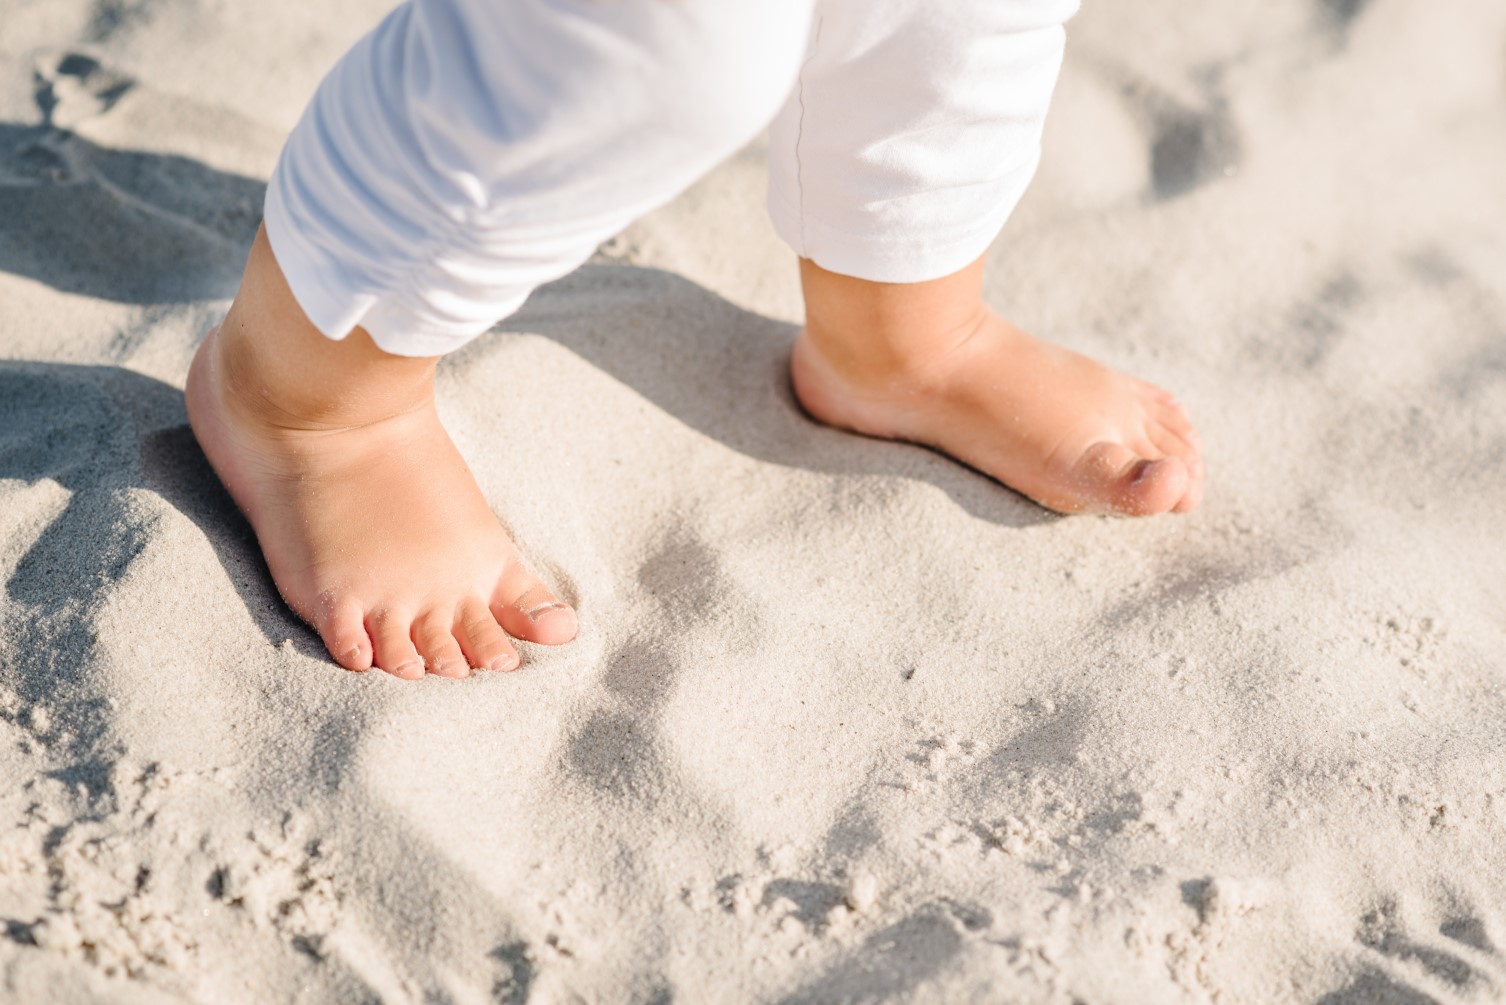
[369,610,424,680]
[1148,421,1201,475]
[494,565,578,645]
[1149,425,1203,514]
[414,609,470,678]
[1173,473,1204,513]
[455,599,520,672]
[319,597,373,672]
[1137,380,1181,409]
[1073,442,1189,516]
[1153,400,1202,453]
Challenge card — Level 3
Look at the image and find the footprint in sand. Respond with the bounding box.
[33,50,135,130]
[1319,898,1506,1004]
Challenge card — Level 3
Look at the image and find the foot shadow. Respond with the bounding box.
[499,264,1057,530]
[0,362,316,766]
[0,120,262,304]
[0,133,1052,750]
[2,110,1053,529]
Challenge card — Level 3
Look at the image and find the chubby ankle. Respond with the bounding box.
[204,225,439,432]
[208,319,435,434]
[797,255,992,391]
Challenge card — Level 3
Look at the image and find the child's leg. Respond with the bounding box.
[770,0,1203,515]
[189,0,812,676]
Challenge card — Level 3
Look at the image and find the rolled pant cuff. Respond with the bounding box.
[263,171,505,358]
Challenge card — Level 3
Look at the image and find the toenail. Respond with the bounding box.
[526,602,567,622]
[394,659,423,678]
[343,647,365,665]
[488,655,518,672]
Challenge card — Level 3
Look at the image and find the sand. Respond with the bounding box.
[2,1,1506,1002]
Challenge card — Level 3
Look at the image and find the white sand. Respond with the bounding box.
[3,1,1506,1002]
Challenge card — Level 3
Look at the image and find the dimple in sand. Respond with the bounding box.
[185,0,1204,680]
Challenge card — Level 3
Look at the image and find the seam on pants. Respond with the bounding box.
[793,15,823,256]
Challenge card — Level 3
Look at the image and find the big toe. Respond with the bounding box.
[495,567,578,646]
[1071,442,1190,516]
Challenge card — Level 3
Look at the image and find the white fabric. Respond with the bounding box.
[767,0,1077,284]
[263,0,1078,357]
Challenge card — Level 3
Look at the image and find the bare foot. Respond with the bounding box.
[186,228,576,678]
[792,256,1203,515]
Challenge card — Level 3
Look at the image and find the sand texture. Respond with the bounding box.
[3,1,1506,1002]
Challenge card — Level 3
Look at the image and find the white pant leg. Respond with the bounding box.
[265,0,813,357]
[766,0,1079,284]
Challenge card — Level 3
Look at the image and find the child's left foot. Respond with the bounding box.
[792,256,1203,515]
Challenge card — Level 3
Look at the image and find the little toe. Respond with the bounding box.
[1073,442,1189,516]
[495,568,578,645]
[455,599,520,672]
[414,610,469,678]
[370,612,425,680]
[319,598,373,672]
[1135,380,1181,408]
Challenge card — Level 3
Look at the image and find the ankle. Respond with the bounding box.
[204,225,439,431]
[208,317,434,433]
[797,255,992,390]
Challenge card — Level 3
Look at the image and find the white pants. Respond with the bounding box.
[264,0,1079,357]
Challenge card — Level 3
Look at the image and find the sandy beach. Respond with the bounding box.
[3,1,1506,1002]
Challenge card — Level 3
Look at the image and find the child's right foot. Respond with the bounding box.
[186,228,576,678]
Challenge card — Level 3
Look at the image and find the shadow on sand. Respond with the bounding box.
[0,121,262,305]
[0,130,1054,773]
[0,362,294,785]
[494,263,1056,530]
